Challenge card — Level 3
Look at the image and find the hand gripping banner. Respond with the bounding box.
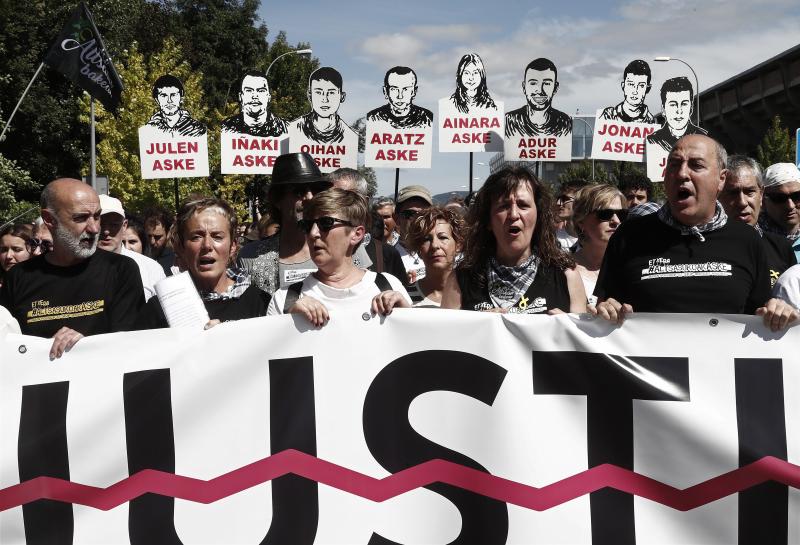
[1,311,799,544]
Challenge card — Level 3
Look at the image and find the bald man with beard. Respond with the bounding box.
[0,178,144,359]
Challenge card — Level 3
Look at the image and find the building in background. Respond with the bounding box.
[700,43,800,155]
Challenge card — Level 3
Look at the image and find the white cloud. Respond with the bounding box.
[407,24,485,42]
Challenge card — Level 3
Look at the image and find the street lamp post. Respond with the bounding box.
[572,114,595,180]
[266,48,313,77]
[251,48,313,220]
[654,56,700,126]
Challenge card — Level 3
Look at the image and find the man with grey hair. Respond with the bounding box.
[327,168,405,279]
[720,155,796,286]
[0,178,144,359]
[594,134,797,331]
[759,162,800,262]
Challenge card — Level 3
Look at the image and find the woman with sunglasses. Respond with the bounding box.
[1,224,34,287]
[442,167,587,314]
[267,189,411,325]
[571,184,628,306]
[136,197,271,329]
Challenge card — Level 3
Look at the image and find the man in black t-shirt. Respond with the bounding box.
[593,135,798,331]
[719,155,796,286]
[0,179,144,359]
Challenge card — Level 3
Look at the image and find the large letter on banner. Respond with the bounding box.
[1,311,799,544]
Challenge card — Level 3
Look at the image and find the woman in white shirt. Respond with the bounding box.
[268,189,411,325]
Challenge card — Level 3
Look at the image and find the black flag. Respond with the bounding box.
[43,2,123,112]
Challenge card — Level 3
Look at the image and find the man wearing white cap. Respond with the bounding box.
[393,185,433,282]
[760,162,800,262]
[98,194,165,301]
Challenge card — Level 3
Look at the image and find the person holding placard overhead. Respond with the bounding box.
[135,197,270,329]
[441,166,587,314]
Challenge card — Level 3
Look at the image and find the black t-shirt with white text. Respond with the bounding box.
[594,214,771,314]
[0,251,144,338]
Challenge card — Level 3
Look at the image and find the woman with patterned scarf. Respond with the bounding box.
[442,166,587,314]
[135,197,270,329]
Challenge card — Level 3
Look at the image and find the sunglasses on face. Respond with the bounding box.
[765,191,800,205]
[594,208,629,222]
[399,209,420,220]
[297,216,353,234]
[291,183,329,198]
[26,238,53,252]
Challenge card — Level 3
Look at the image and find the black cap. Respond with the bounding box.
[271,152,330,187]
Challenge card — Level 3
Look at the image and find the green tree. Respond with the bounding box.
[173,0,269,110]
[80,39,216,213]
[0,154,40,225]
[757,116,796,167]
[557,160,609,185]
[0,0,174,188]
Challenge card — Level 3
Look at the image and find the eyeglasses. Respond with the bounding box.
[765,191,800,205]
[26,238,53,253]
[594,208,629,222]
[297,216,353,234]
[399,209,420,220]
[291,183,330,198]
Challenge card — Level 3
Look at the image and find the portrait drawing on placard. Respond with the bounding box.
[600,59,656,124]
[505,58,571,138]
[646,76,707,152]
[449,53,498,114]
[366,66,433,129]
[146,74,206,137]
[291,67,353,143]
[222,70,288,137]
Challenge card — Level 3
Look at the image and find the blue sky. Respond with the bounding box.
[258,0,800,196]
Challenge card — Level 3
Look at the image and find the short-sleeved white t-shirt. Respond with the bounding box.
[773,263,800,310]
[267,270,411,317]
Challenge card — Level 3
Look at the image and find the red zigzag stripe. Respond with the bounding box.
[1,450,799,513]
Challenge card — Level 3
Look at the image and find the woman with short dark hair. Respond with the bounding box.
[442,167,587,314]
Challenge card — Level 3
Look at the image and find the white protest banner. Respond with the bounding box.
[287,66,359,172]
[220,131,288,174]
[2,312,799,544]
[646,140,669,182]
[365,66,434,169]
[591,109,659,163]
[138,75,210,179]
[365,125,432,168]
[504,57,573,163]
[438,98,504,153]
[138,127,209,179]
[438,53,504,153]
[504,132,572,162]
[288,129,358,172]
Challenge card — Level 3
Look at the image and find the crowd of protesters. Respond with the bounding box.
[1,134,799,358]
